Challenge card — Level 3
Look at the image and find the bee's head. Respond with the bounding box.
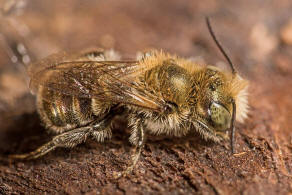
[189,66,237,150]
[191,17,248,154]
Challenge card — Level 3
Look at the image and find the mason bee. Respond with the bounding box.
[10,18,248,177]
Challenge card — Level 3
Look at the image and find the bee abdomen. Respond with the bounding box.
[37,86,94,133]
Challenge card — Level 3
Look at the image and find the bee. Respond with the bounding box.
[10,18,248,177]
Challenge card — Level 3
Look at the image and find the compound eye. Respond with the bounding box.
[209,102,231,131]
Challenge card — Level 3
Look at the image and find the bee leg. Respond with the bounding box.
[114,118,145,178]
[9,126,92,160]
[90,112,115,142]
[9,112,116,160]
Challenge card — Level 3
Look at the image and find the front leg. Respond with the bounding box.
[114,116,145,178]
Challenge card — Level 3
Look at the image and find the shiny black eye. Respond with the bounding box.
[164,101,178,114]
[209,84,216,91]
[209,78,222,91]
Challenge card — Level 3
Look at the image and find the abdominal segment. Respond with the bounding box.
[37,86,98,133]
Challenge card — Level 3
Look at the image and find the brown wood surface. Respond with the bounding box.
[0,0,291,194]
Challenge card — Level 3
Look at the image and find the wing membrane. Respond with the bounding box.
[28,52,164,112]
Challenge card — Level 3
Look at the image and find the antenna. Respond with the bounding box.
[205,17,236,75]
[230,100,237,154]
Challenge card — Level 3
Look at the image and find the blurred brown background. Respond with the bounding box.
[0,0,291,194]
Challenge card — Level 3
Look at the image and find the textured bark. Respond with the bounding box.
[0,0,291,194]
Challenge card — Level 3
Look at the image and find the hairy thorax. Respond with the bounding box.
[133,60,193,137]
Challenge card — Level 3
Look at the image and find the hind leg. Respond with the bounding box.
[10,113,115,160]
[9,126,92,160]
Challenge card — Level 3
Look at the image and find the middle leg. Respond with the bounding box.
[114,116,146,178]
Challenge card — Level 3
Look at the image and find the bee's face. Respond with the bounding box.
[190,66,234,139]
